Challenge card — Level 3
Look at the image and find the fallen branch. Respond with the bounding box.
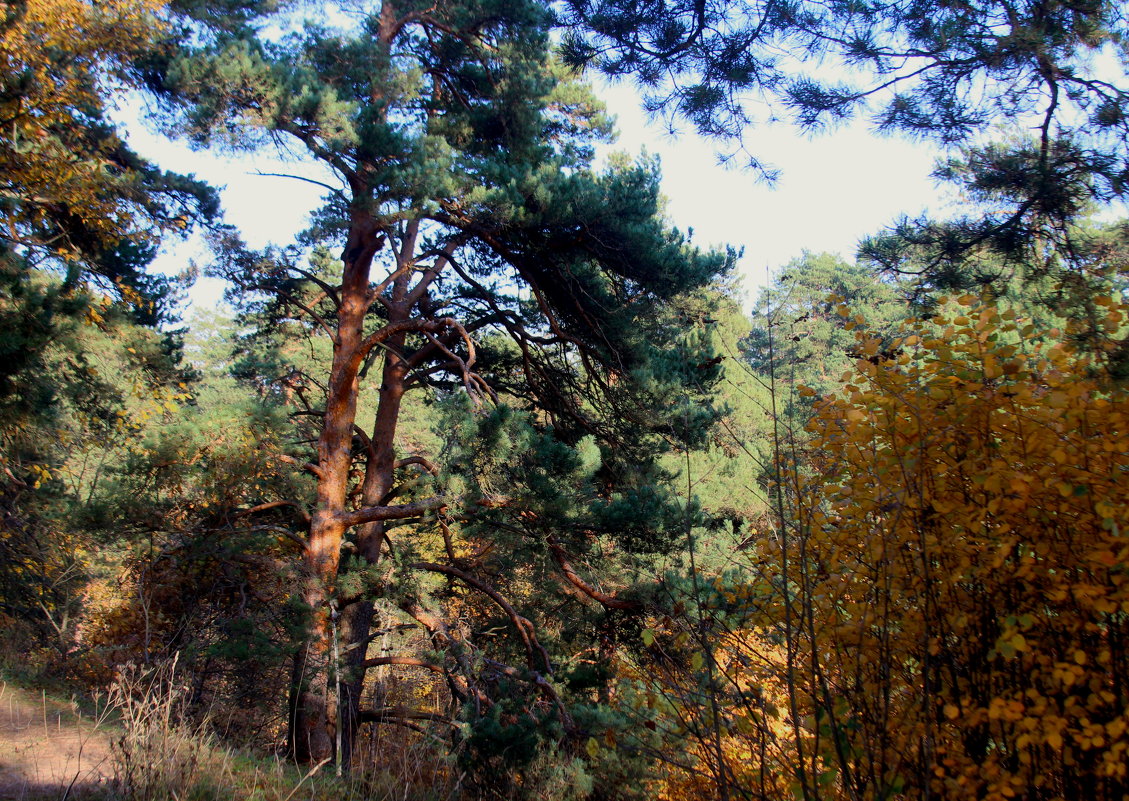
[359,706,459,729]
[359,655,445,674]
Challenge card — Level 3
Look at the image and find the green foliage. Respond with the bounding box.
[137,0,739,776]
[747,252,906,400]
[0,0,219,683]
[563,0,1129,174]
[0,271,195,673]
[565,1,1129,295]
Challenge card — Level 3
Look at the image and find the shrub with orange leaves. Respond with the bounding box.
[789,293,1129,800]
[630,291,1129,801]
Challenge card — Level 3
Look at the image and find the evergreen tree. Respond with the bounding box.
[561,0,1129,281]
[0,282,196,672]
[0,0,219,671]
[746,252,905,401]
[149,0,734,767]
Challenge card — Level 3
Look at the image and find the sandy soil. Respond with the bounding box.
[0,681,114,800]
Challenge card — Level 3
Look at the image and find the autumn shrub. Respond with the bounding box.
[617,570,795,801]
[633,292,1129,800]
[784,294,1129,800]
[81,408,308,742]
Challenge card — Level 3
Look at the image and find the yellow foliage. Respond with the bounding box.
[639,296,1129,800]
[0,0,166,252]
[787,298,1129,799]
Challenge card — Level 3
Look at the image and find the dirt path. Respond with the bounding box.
[0,681,114,799]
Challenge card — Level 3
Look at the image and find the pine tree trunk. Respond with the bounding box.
[338,293,412,770]
[288,230,378,764]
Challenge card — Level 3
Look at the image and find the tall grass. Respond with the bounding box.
[104,657,457,801]
[107,657,232,801]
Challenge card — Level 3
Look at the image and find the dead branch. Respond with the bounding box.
[337,496,449,528]
[233,499,312,524]
[277,454,325,480]
[547,537,642,611]
[360,655,446,674]
[410,561,552,673]
[358,706,459,729]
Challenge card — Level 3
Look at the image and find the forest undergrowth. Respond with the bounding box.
[3,0,1129,797]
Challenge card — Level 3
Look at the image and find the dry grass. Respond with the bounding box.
[0,660,460,801]
[106,657,233,801]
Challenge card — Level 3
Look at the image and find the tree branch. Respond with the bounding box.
[411,561,552,673]
[359,706,459,729]
[337,496,449,528]
[357,316,462,361]
[233,499,312,524]
[547,537,642,611]
[359,655,446,674]
[278,453,325,480]
[395,455,439,475]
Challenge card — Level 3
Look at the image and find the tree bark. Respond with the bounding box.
[288,221,379,764]
[338,240,414,769]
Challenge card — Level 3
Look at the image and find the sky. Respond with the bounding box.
[127,77,950,313]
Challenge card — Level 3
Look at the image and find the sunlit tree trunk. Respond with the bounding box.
[289,222,380,764]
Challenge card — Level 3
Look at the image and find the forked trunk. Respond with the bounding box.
[337,296,413,769]
[288,236,376,764]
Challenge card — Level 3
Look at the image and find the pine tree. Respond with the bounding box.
[746,252,906,401]
[562,0,1129,279]
[150,0,734,766]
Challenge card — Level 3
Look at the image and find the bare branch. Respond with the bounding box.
[278,453,325,480]
[337,496,449,528]
[405,238,463,306]
[360,655,446,674]
[395,455,439,475]
[353,424,376,462]
[252,285,337,342]
[359,706,459,729]
[358,316,461,360]
[411,561,551,673]
[233,499,312,524]
[286,265,342,309]
[251,170,345,199]
[547,537,642,611]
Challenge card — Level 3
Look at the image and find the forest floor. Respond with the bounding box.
[0,674,446,801]
[0,680,114,800]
